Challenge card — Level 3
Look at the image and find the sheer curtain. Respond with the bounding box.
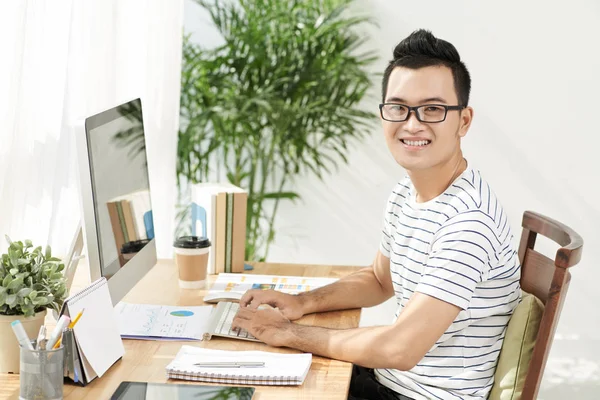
[0,0,182,258]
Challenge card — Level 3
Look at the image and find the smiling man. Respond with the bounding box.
[232,29,521,400]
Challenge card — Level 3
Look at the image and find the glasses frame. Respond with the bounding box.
[378,103,465,123]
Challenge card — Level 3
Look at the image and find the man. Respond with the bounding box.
[232,29,521,400]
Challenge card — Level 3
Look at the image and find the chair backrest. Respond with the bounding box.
[517,211,583,400]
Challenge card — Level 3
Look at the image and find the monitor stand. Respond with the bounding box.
[63,221,85,295]
[52,222,85,321]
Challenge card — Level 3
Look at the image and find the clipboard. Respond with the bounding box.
[59,277,124,385]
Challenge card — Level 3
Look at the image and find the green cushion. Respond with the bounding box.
[489,292,544,400]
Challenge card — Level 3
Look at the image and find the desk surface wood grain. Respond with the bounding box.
[0,260,361,400]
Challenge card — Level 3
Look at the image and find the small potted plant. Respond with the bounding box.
[0,236,67,373]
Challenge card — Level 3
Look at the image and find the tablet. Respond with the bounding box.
[110,381,256,400]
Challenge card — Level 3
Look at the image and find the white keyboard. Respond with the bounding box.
[205,302,260,342]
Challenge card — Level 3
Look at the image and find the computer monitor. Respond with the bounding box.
[76,98,157,305]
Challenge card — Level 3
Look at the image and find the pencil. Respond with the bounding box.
[53,309,84,349]
[68,309,85,329]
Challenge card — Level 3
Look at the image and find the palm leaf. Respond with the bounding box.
[180,0,377,261]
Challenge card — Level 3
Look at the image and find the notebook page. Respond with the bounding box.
[115,303,214,340]
[72,334,95,382]
[166,346,312,383]
[68,278,124,377]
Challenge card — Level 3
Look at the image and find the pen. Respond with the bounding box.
[36,325,46,349]
[10,320,34,350]
[46,315,70,350]
[193,362,265,368]
[53,309,84,349]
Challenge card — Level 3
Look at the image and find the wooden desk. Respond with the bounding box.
[0,260,360,399]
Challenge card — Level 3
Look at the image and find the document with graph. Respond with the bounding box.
[115,303,214,340]
[204,273,337,303]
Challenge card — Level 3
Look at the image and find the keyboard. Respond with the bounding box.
[205,301,260,342]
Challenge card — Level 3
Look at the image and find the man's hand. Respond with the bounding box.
[239,289,306,320]
[232,292,463,370]
[232,306,292,347]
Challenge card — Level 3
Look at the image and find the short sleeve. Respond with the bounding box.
[379,191,397,258]
[416,213,497,310]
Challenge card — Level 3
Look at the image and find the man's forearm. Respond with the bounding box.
[283,323,408,370]
[298,268,392,314]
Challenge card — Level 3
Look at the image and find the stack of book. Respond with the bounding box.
[191,183,247,274]
[106,190,153,266]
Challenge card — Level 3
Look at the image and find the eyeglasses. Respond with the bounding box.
[379,103,465,123]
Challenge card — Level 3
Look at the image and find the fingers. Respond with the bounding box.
[240,290,264,309]
[240,290,272,310]
[239,291,254,308]
[232,308,253,330]
[231,315,247,330]
[235,307,253,319]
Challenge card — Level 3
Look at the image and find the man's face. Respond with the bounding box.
[381,66,471,172]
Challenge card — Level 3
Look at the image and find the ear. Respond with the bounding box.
[458,107,474,138]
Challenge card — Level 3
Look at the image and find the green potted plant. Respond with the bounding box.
[178,0,378,261]
[0,236,67,373]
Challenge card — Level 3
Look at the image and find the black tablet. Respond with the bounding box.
[110,381,255,400]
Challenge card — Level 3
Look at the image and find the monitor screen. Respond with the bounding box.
[84,99,153,278]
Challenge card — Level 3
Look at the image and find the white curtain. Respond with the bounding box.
[0,0,182,259]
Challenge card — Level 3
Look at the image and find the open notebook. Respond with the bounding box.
[166,346,312,386]
[59,277,124,385]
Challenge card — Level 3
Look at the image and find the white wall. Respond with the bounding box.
[66,0,183,261]
[184,1,600,397]
[0,0,182,262]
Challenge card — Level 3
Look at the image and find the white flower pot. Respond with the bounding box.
[0,309,47,373]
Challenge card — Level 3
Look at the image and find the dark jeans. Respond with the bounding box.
[348,365,414,400]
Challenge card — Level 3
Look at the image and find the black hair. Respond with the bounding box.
[382,29,471,106]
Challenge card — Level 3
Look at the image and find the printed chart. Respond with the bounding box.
[207,273,338,298]
[115,303,213,340]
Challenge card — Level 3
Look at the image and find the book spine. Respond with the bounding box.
[115,201,129,243]
[106,202,126,267]
[130,192,148,239]
[208,193,217,274]
[121,200,137,242]
[214,192,227,274]
[231,192,248,273]
[224,193,234,273]
[140,191,153,239]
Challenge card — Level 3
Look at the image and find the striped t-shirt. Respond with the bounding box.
[375,167,521,400]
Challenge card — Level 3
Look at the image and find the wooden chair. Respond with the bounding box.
[517,210,583,399]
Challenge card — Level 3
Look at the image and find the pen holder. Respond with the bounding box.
[19,345,64,400]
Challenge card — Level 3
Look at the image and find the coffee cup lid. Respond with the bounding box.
[173,236,211,249]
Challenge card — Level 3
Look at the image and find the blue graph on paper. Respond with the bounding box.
[116,303,213,340]
[141,306,162,335]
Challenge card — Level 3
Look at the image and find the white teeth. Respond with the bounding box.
[402,139,429,146]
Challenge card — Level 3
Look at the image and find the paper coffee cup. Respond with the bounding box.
[173,236,211,289]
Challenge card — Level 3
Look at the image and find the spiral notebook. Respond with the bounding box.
[59,277,124,385]
[166,345,312,386]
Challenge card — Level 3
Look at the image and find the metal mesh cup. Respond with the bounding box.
[19,345,64,400]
